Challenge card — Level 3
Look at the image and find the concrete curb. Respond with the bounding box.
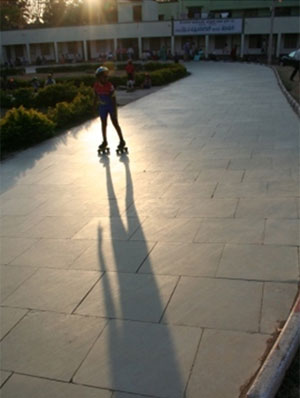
[247,293,300,398]
[270,65,300,118]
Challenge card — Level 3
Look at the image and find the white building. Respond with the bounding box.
[0,0,299,65]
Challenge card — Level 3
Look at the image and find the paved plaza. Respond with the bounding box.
[0,62,299,398]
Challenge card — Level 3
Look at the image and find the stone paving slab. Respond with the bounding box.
[23,216,93,239]
[10,238,91,269]
[0,265,37,302]
[260,282,299,333]
[0,238,37,264]
[162,277,263,332]
[0,370,12,388]
[0,215,46,238]
[217,244,299,282]
[139,242,223,277]
[235,198,298,219]
[72,217,143,241]
[264,219,300,245]
[176,198,238,218]
[194,218,264,244]
[74,319,201,398]
[71,239,156,272]
[2,268,102,313]
[185,329,270,398]
[75,272,178,322]
[130,217,201,242]
[0,374,111,398]
[0,307,28,340]
[0,311,106,381]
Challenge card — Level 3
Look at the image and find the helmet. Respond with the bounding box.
[95,66,109,76]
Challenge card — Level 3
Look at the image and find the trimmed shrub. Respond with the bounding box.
[36,63,100,74]
[34,83,78,107]
[144,62,171,71]
[0,90,15,108]
[103,61,115,71]
[47,101,74,128]
[0,67,26,76]
[0,106,55,152]
[11,87,36,108]
[70,92,94,120]
[56,75,95,88]
[116,62,142,71]
[47,91,94,128]
[77,83,94,97]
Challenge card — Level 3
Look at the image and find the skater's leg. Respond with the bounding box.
[111,113,125,143]
[99,110,108,148]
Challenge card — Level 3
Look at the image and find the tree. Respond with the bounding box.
[41,0,69,27]
[0,0,31,30]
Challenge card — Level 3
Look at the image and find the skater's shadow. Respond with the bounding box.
[96,154,185,396]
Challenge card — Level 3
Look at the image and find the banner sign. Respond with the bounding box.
[174,19,243,36]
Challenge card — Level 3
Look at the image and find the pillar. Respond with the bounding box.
[114,38,118,57]
[54,42,59,63]
[26,43,31,64]
[276,33,281,58]
[83,40,88,61]
[240,34,245,58]
[138,36,142,59]
[205,35,209,58]
[171,35,175,56]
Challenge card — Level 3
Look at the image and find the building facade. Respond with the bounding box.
[0,0,299,65]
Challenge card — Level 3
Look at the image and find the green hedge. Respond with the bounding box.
[0,67,26,76]
[0,106,55,152]
[0,90,15,108]
[0,87,37,109]
[35,83,78,107]
[47,91,94,128]
[36,64,98,74]
[36,61,174,74]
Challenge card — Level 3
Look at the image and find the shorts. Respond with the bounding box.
[99,104,114,120]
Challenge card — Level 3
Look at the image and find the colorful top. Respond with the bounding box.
[93,81,115,106]
[125,63,135,75]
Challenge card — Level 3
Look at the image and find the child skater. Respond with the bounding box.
[93,66,126,152]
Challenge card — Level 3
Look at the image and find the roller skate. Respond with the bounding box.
[116,140,128,155]
[98,141,110,155]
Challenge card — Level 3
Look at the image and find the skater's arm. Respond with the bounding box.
[93,92,99,111]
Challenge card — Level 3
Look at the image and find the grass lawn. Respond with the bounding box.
[275,65,300,104]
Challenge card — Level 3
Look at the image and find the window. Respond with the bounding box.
[249,35,262,49]
[158,14,165,21]
[215,36,227,50]
[210,10,231,18]
[67,42,77,54]
[244,9,259,17]
[40,43,51,56]
[187,7,201,19]
[275,7,292,16]
[284,34,298,49]
[149,38,161,51]
[133,5,142,22]
[15,45,24,57]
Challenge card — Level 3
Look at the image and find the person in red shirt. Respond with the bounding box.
[125,60,135,90]
[93,66,126,152]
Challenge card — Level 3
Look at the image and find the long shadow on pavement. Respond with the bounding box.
[95,154,185,397]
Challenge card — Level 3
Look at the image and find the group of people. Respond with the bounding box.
[31,73,56,92]
[125,60,152,91]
